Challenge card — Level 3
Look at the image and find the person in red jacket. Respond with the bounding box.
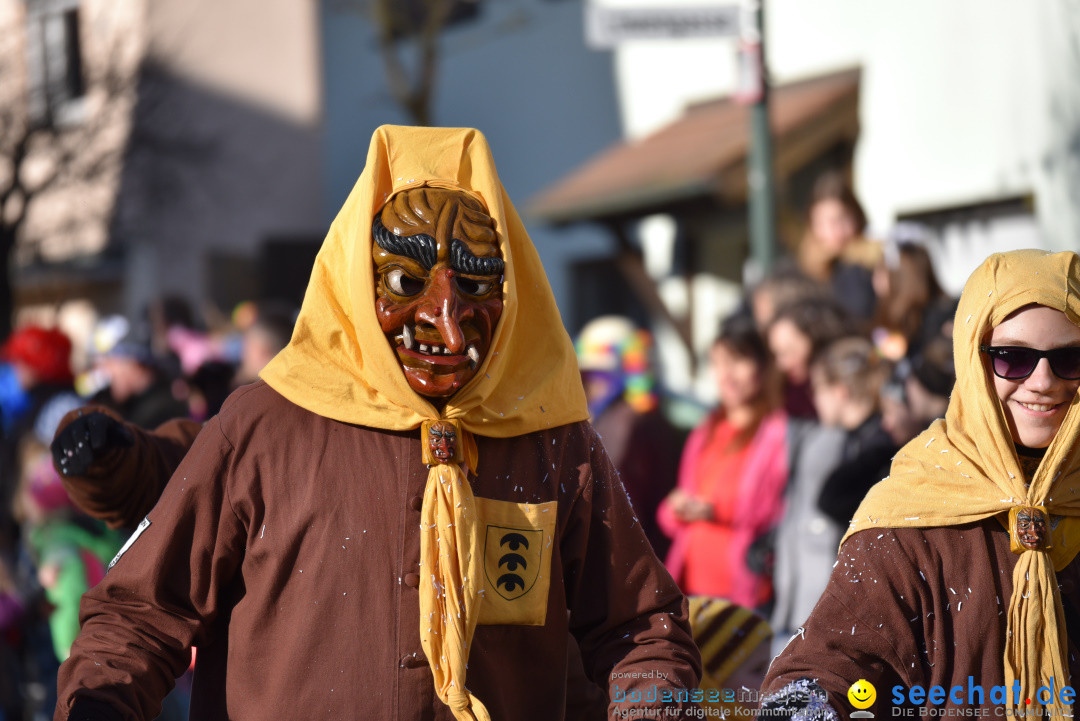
[658,313,788,611]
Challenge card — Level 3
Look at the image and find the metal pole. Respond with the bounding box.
[743,0,777,278]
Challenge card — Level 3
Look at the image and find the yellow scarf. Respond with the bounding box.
[844,249,1080,717]
[260,125,589,720]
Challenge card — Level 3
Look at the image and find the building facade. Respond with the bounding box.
[5,0,323,347]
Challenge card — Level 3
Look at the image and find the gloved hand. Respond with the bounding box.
[51,411,134,478]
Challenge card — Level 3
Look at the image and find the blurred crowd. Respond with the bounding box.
[0,170,958,718]
[576,170,958,699]
[0,297,296,721]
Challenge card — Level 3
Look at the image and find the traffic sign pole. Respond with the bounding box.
[740,0,777,279]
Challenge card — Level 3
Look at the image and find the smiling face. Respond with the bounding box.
[988,305,1080,449]
[847,679,877,709]
[710,342,764,411]
[373,187,504,399]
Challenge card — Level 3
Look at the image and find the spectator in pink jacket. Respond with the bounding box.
[658,313,789,611]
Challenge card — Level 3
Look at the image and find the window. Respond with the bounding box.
[26,0,86,126]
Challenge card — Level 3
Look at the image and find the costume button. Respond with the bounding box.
[410,496,423,511]
[400,652,427,669]
[404,572,420,588]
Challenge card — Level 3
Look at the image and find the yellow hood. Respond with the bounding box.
[844,249,1080,550]
[260,125,588,435]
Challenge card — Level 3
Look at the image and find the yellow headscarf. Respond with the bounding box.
[844,249,1080,717]
[261,125,589,720]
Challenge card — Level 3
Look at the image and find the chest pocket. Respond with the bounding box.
[474,496,557,626]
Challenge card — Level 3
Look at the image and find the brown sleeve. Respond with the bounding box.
[55,416,244,721]
[56,406,203,530]
[761,529,926,720]
[564,423,702,717]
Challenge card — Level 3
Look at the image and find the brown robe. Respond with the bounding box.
[762,520,1080,719]
[55,381,700,720]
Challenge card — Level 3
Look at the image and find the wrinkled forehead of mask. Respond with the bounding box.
[374,187,501,264]
[370,186,506,401]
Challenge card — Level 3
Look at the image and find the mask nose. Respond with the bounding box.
[416,267,466,353]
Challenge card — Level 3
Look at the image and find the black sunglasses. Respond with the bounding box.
[979,345,1080,381]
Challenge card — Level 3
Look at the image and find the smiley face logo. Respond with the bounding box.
[848,679,877,710]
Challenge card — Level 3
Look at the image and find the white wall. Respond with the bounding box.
[604,0,1080,255]
[116,0,325,319]
[595,0,1080,400]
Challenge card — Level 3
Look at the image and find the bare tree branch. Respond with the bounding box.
[0,4,139,335]
[372,0,451,126]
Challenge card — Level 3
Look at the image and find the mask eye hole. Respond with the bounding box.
[385,268,424,297]
[454,276,497,296]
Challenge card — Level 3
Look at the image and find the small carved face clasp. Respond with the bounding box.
[424,420,462,465]
[1012,505,1051,552]
[429,422,457,463]
[1016,507,1047,549]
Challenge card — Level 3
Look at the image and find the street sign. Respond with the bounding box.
[585,4,740,49]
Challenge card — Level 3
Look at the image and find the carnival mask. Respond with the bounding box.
[1015,507,1048,551]
[373,187,504,399]
[427,420,459,464]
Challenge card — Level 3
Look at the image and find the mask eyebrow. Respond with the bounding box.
[373,216,437,269]
[450,238,504,276]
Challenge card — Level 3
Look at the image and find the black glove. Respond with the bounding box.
[67,696,126,721]
[51,411,134,477]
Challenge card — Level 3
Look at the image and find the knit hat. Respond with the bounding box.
[575,315,656,413]
[1,326,74,385]
[688,595,772,687]
[92,315,156,367]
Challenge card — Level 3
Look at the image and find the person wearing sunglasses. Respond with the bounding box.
[758,249,1080,720]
